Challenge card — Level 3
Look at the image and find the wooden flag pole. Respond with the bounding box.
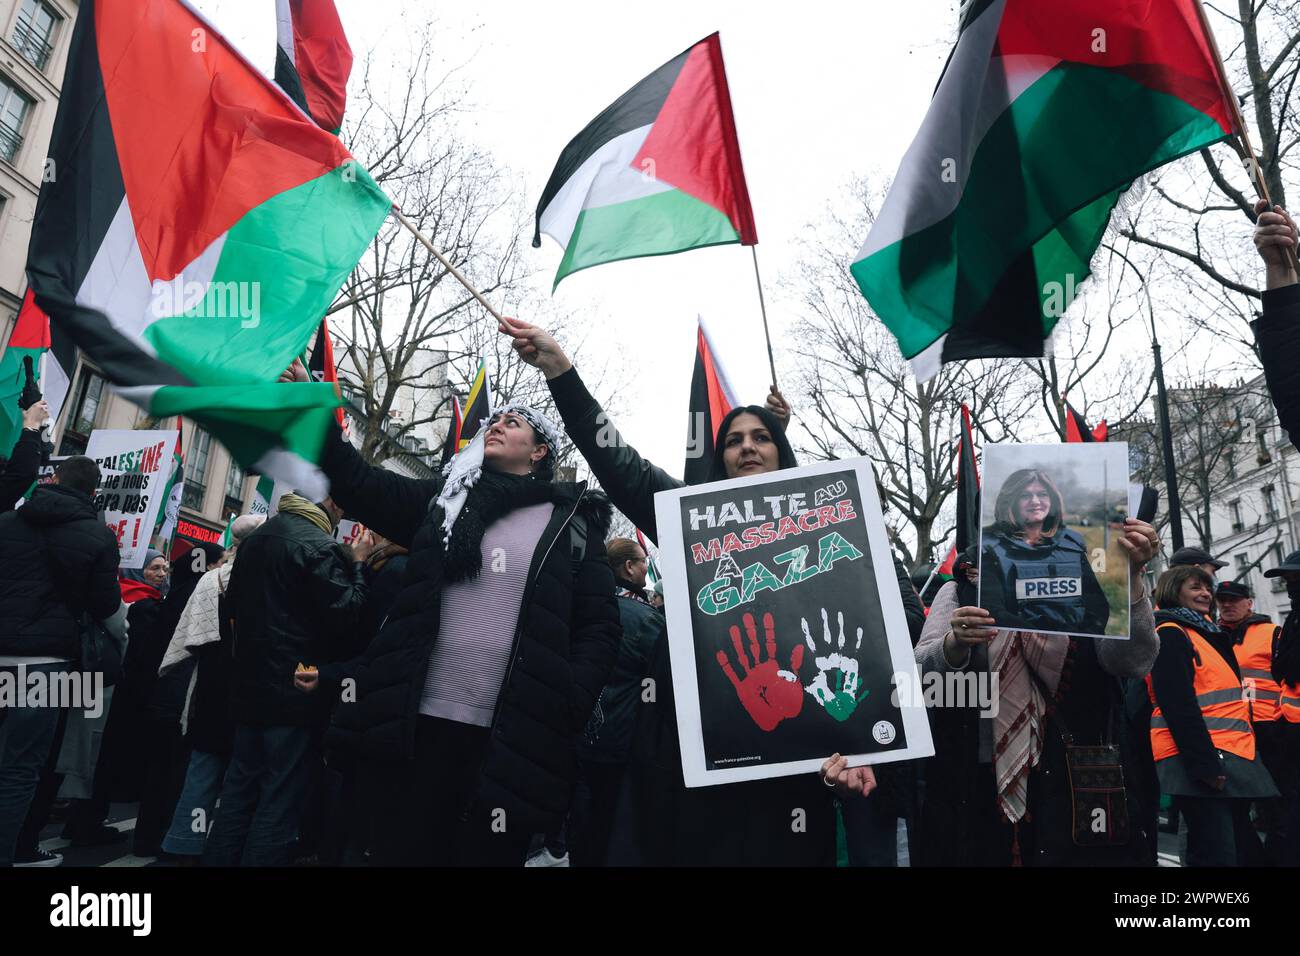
[1193,0,1300,273]
[750,246,779,388]
[393,208,504,322]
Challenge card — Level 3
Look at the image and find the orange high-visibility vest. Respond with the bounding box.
[1148,623,1255,762]
[1281,679,1300,723]
[1234,621,1282,723]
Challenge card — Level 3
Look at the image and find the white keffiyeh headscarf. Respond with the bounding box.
[435,404,563,546]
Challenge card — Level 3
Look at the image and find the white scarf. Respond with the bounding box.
[435,405,563,546]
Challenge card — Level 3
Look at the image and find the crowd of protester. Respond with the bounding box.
[0,205,1296,868]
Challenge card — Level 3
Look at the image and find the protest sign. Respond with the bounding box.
[335,518,368,548]
[978,443,1132,640]
[85,429,180,569]
[654,458,933,788]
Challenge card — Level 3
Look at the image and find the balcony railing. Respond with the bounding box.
[182,481,206,512]
[11,17,53,71]
[0,120,23,163]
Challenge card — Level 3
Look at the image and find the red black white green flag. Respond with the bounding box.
[27,0,390,499]
[1065,401,1108,443]
[274,0,352,134]
[683,315,738,485]
[852,0,1241,380]
[534,33,757,289]
[0,289,71,457]
[440,395,463,467]
[308,318,347,430]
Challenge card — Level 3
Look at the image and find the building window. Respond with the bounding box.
[57,368,105,456]
[1225,450,1236,479]
[1263,485,1279,523]
[1235,552,1251,587]
[1273,544,1289,592]
[0,75,32,162]
[183,429,212,511]
[12,0,59,71]
[223,459,246,517]
[1230,500,1244,534]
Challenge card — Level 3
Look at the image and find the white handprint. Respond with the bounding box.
[801,608,867,722]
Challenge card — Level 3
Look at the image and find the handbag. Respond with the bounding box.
[32,526,127,687]
[1026,659,1131,848]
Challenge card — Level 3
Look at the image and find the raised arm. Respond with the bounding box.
[318,420,439,549]
[1251,202,1300,451]
[499,316,683,541]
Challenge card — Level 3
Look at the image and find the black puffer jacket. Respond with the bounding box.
[1254,283,1300,453]
[227,510,371,727]
[0,484,121,658]
[0,428,45,513]
[316,426,622,833]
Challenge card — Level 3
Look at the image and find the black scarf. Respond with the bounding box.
[439,470,558,583]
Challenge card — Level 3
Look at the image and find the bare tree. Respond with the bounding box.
[1117,0,1299,356]
[328,23,528,465]
[783,179,1037,571]
[1119,378,1284,557]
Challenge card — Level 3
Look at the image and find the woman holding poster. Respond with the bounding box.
[500,317,926,867]
[914,512,1159,867]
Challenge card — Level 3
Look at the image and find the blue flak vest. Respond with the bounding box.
[987,528,1092,633]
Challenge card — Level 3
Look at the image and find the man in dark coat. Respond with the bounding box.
[203,493,374,867]
[0,455,122,866]
[569,536,665,866]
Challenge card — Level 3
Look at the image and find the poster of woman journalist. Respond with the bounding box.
[977,443,1132,640]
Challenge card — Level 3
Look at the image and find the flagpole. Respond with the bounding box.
[1193,0,1299,273]
[393,208,504,322]
[750,246,779,387]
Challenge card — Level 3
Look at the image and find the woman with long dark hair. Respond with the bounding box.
[499,317,917,865]
[914,515,1158,867]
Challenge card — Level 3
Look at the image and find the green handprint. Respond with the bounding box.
[802,608,868,723]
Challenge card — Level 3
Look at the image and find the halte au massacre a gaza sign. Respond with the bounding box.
[654,458,933,788]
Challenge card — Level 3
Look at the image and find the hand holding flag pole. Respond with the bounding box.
[1193,0,1300,274]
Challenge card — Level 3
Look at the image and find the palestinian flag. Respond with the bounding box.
[850,0,1240,381]
[1065,401,1108,442]
[308,318,347,430]
[684,315,738,485]
[0,289,72,457]
[274,0,352,134]
[249,474,292,519]
[937,403,981,576]
[534,32,757,289]
[635,527,661,587]
[27,0,391,500]
[154,421,184,552]
[439,394,462,467]
[458,360,492,450]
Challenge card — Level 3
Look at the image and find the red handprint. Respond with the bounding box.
[715,612,806,732]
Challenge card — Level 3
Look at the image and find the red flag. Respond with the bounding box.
[684,317,739,485]
[274,0,352,134]
[1065,400,1107,443]
[440,395,463,467]
[308,318,346,430]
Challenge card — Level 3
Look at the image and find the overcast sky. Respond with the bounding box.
[192,0,966,477]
